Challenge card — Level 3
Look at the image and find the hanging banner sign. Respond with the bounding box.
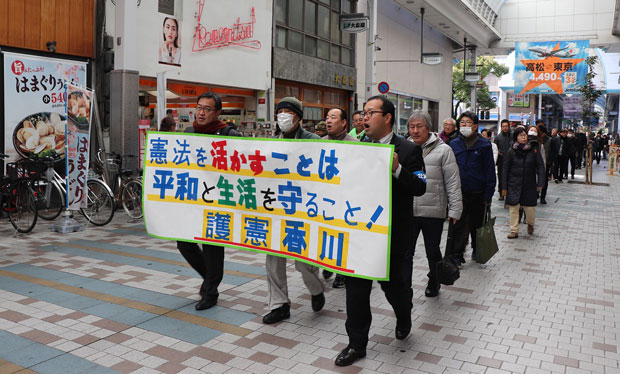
[65,84,93,211]
[563,95,582,118]
[3,52,87,166]
[514,40,589,95]
[143,134,393,280]
[192,0,261,51]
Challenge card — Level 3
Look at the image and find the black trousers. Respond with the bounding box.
[177,241,225,302]
[496,154,504,193]
[568,154,577,177]
[554,156,569,181]
[451,192,485,257]
[576,149,584,168]
[411,217,444,285]
[540,164,552,200]
[344,246,413,349]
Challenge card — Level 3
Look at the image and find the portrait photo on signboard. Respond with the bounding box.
[158,16,181,66]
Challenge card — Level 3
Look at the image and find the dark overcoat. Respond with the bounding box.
[502,143,546,206]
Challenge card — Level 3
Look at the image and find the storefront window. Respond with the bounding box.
[303,88,322,104]
[317,40,329,59]
[399,96,413,134]
[304,107,323,121]
[276,0,354,66]
[330,44,340,63]
[275,85,299,100]
[275,27,286,48]
[275,0,286,24]
[304,36,316,56]
[288,30,303,53]
[288,0,303,29]
[330,12,339,42]
[317,5,330,39]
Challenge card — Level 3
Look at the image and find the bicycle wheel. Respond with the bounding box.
[121,179,143,219]
[7,181,38,233]
[33,180,64,220]
[80,179,115,226]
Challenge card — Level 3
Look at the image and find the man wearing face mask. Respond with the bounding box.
[263,97,326,325]
[537,125,552,204]
[448,111,496,264]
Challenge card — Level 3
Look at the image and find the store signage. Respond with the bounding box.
[192,0,262,51]
[334,74,355,87]
[340,17,369,33]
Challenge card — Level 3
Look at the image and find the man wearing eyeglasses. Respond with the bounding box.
[335,95,427,367]
[448,111,496,265]
[177,93,241,311]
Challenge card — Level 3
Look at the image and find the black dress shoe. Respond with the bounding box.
[395,319,411,340]
[540,198,547,204]
[262,304,290,324]
[335,346,366,366]
[332,274,345,288]
[195,298,217,310]
[311,292,325,312]
[322,269,333,280]
[425,281,440,297]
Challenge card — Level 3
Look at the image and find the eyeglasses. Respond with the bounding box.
[196,105,216,113]
[460,120,474,125]
[362,110,385,118]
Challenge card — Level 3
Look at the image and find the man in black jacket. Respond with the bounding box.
[494,119,512,200]
[335,96,427,367]
[566,129,578,179]
[553,129,569,183]
[538,125,552,204]
[576,129,587,169]
[179,93,241,311]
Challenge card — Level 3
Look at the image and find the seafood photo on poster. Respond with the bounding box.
[3,52,87,165]
[158,16,181,66]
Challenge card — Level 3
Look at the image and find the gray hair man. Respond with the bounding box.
[408,110,462,297]
[439,117,458,144]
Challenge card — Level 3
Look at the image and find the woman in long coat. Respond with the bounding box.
[502,127,546,239]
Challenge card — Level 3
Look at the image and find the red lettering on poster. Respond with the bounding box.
[192,0,262,52]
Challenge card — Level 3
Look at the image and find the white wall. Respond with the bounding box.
[355,0,454,125]
[495,0,620,48]
[106,0,272,90]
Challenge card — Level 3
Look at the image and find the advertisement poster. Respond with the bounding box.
[66,84,93,210]
[514,40,589,95]
[158,16,181,66]
[3,52,87,165]
[143,133,393,280]
[563,96,582,118]
[507,92,530,107]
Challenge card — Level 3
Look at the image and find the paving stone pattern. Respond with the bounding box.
[0,162,619,373]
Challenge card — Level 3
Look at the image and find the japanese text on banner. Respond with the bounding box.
[143,133,393,280]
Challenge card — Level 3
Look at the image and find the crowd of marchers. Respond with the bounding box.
[161,92,609,367]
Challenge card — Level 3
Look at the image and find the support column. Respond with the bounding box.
[110,0,139,167]
[365,0,377,101]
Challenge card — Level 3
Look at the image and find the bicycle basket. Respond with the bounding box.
[6,159,47,180]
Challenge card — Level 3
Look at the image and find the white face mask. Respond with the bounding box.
[568,134,574,138]
[459,127,473,137]
[277,113,296,133]
[528,131,538,136]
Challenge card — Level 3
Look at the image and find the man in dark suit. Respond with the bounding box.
[335,95,427,367]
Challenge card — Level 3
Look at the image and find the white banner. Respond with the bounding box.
[65,84,93,210]
[144,133,394,280]
[3,52,87,165]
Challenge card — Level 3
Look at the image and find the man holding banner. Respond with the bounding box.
[178,93,241,311]
[335,96,427,367]
[262,97,327,324]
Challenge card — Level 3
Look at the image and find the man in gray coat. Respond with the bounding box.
[408,110,462,297]
[494,119,512,201]
[263,97,326,324]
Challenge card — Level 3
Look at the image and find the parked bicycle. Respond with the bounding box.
[1,154,38,233]
[96,152,143,219]
[28,156,116,226]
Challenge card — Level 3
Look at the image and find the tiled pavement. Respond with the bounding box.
[1,161,619,374]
